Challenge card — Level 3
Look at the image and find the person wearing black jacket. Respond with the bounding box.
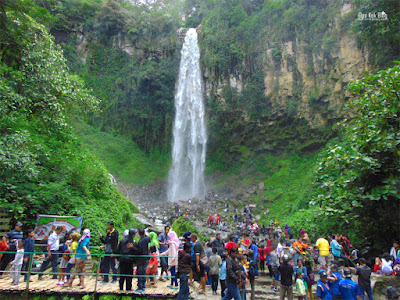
[99,221,119,284]
[222,247,242,300]
[117,229,135,291]
[212,233,225,256]
[278,254,294,300]
[135,228,150,293]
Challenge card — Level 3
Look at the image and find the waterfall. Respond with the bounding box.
[168,28,207,202]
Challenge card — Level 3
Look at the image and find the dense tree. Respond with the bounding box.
[312,62,400,247]
[0,1,140,238]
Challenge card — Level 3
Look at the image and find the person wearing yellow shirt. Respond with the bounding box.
[315,236,330,270]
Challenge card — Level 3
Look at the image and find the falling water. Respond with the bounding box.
[168,28,207,202]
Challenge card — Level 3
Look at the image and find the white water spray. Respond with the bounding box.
[168,28,207,202]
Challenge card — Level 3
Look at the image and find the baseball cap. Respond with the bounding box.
[318,270,327,277]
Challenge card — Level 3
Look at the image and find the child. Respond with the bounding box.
[10,240,24,285]
[146,245,159,287]
[295,270,306,300]
[58,232,72,285]
[219,254,227,298]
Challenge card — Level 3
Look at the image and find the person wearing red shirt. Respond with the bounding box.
[209,214,214,226]
[225,236,237,255]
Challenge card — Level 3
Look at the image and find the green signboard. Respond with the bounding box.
[34,215,83,241]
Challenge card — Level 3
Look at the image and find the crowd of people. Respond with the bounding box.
[0,218,399,300]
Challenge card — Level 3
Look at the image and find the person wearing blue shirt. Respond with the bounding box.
[251,241,259,259]
[219,254,227,298]
[331,235,342,262]
[328,264,342,300]
[22,229,35,281]
[316,270,333,300]
[158,226,170,282]
[293,259,308,281]
[339,269,362,300]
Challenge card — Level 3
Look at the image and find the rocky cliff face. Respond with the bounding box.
[202,3,370,155]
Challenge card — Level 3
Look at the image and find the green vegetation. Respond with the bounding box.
[73,120,169,185]
[311,62,400,248]
[0,1,140,242]
[172,216,199,238]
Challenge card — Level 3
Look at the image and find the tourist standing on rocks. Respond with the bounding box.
[278,254,294,300]
[315,270,332,300]
[212,233,224,256]
[99,221,119,284]
[158,226,170,282]
[225,235,237,255]
[390,241,399,261]
[177,242,192,300]
[291,237,308,266]
[220,254,227,298]
[0,221,23,277]
[258,244,266,274]
[331,235,343,264]
[351,258,373,300]
[222,247,242,300]
[327,264,341,300]
[38,226,62,280]
[338,269,362,300]
[295,270,306,300]
[315,236,330,270]
[270,247,280,293]
[190,233,206,295]
[210,247,222,295]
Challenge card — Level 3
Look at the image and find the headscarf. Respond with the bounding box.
[79,229,90,243]
[123,229,129,237]
[168,231,179,249]
[149,232,159,248]
[285,224,289,230]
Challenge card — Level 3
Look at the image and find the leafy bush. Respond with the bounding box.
[0,3,141,242]
[312,62,400,248]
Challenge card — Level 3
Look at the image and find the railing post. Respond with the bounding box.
[93,253,102,297]
[25,253,33,300]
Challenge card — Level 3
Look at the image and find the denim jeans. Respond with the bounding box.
[38,252,59,279]
[222,282,242,300]
[170,266,178,287]
[100,255,117,282]
[292,253,301,266]
[359,286,374,300]
[137,263,146,290]
[66,262,75,280]
[177,273,190,300]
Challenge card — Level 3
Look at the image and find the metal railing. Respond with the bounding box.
[0,250,179,297]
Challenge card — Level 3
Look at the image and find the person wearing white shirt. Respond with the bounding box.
[38,226,63,280]
[277,241,284,258]
[10,240,24,285]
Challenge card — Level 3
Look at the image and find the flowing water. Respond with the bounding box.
[168,28,207,202]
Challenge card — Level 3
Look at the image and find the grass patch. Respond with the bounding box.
[72,119,170,185]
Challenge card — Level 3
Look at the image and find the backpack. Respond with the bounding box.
[249,260,259,277]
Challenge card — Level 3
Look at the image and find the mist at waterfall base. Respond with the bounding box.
[167,28,207,202]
